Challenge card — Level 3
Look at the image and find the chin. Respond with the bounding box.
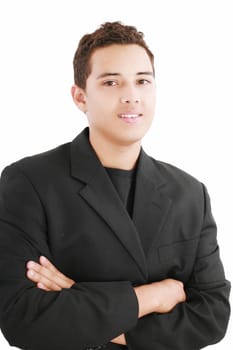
[126,127,150,142]
[114,132,147,147]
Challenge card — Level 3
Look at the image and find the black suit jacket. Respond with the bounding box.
[0,128,230,350]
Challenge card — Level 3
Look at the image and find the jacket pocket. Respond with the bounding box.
[158,237,199,263]
[157,237,199,281]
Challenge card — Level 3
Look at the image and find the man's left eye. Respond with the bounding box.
[138,79,150,85]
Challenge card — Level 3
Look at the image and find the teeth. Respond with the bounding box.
[120,114,140,118]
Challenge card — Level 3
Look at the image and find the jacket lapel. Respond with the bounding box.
[70,128,147,279]
[132,150,172,256]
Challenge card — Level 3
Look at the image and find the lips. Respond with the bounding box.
[118,112,143,124]
[120,113,141,118]
[118,112,142,119]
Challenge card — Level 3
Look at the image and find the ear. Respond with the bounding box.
[71,85,87,113]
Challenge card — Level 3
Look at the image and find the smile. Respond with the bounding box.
[118,113,142,119]
[118,113,143,124]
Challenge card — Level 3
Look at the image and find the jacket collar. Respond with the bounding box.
[70,127,102,184]
[70,127,172,278]
[70,127,166,189]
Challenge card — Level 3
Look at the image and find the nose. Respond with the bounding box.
[120,83,140,104]
[120,97,140,104]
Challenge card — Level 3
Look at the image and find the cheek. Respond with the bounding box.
[142,88,156,106]
[144,96,156,115]
[85,97,102,114]
[86,93,118,119]
[85,99,110,126]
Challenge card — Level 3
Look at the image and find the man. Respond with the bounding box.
[0,21,230,350]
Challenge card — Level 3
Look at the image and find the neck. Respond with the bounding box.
[89,132,141,170]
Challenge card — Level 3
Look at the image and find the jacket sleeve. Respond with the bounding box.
[0,164,138,350]
[125,184,231,350]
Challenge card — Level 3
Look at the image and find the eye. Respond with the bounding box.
[137,79,151,85]
[103,80,118,87]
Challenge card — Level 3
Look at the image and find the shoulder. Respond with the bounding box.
[154,158,201,186]
[1,141,71,184]
[148,156,205,202]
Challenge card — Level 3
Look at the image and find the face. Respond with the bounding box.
[72,44,156,147]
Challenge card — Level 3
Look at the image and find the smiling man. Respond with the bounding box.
[0,22,230,350]
[72,43,156,170]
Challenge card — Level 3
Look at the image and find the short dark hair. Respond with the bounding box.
[73,21,154,89]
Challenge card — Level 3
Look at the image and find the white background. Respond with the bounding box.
[0,0,232,349]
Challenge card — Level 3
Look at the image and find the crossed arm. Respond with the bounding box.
[1,165,230,349]
[26,256,186,346]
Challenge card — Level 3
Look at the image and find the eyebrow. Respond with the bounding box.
[96,71,154,79]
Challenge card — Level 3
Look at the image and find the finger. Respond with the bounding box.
[39,256,69,281]
[37,282,52,292]
[27,269,62,291]
[28,261,68,288]
[27,260,74,289]
[39,256,75,287]
[27,268,61,290]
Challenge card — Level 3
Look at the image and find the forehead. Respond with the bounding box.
[89,44,153,76]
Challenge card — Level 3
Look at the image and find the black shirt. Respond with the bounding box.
[105,167,136,217]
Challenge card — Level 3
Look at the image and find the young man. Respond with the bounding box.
[0,22,230,350]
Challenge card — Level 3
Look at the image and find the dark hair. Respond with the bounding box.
[73,21,154,89]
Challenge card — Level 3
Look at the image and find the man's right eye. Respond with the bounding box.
[103,80,118,86]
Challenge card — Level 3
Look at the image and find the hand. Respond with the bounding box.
[26,256,75,291]
[134,278,186,317]
[111,334,126,345]
[151,278,186,313]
